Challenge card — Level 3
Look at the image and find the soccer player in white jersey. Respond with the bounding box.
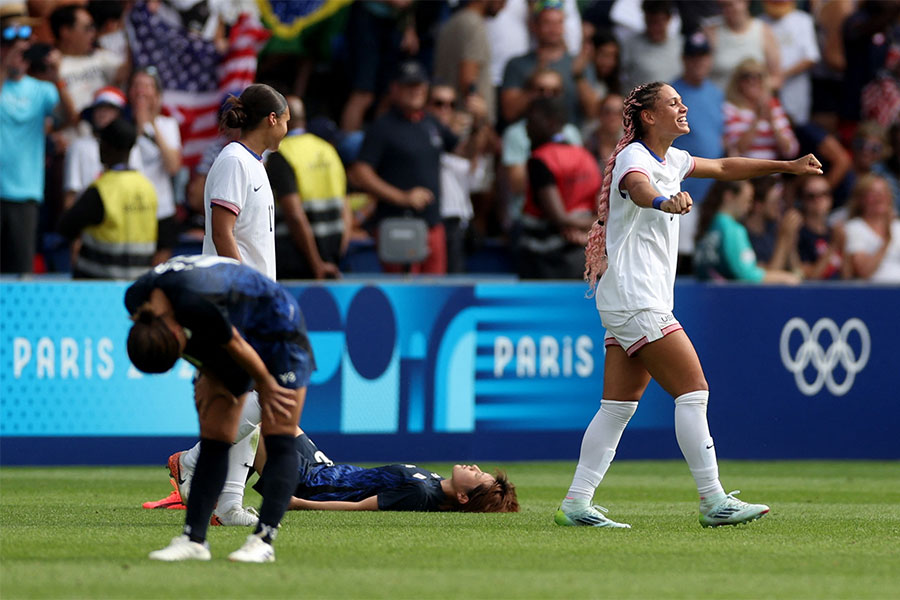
[555,81,823,529]
[146,85,290,536]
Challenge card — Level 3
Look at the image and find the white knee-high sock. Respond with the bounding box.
[216,425,260,513]
[566,400,638,501]
[183,392,263,511]
[674,390,724,501]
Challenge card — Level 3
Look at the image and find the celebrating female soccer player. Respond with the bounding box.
[556,81,822,528]
[128,256,313,563]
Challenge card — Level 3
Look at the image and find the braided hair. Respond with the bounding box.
[584,81,667,296]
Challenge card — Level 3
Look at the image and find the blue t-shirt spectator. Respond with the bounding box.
[0,75,59,201]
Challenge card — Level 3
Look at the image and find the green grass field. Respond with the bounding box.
[1,460,899,599]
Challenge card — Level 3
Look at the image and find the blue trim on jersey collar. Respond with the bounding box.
[287,127,305,137]
[234,141,263,161]
[637,140,666,163]
[109,163,130,171]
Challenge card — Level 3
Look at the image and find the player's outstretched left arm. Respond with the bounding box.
[288,496,379,511]
[691,153,823,181]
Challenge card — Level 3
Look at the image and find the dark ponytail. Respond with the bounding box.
[219,83,287,133]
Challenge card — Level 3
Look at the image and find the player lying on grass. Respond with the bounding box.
[145,428,519,513]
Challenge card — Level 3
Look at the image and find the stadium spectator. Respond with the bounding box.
[834,121,889,215]
[57,117,157,279]
[485,0,583,90]
[126,256,315,563]
[760,0,820,126]
[583,93,624,172]
[127,67,183,265]
[432,0,504,126]
[63,86,140,210]
[809,0,854,133]
[872,123,900,214]
[0,7,75,274]
[557,81,819,529]
[672,30,725,271]
[426,83,492,274]
[518,96,600,279]
[500,68,583,232]
[349,60,458,275]
[707,0,781,91]
[49,4,126,141]
[693,180,800,283]
[744,175,801,272]
[586,27,622,100]
[838,1,900,141]
[723,58,799,160]
[842,174,900,283]
[619,0,683,93]
[266,96,352,280]
[340,0,418,133]
[793,121,853,196]
[500,0,597,126]
[795,174,844,280]
[87,0,128,56]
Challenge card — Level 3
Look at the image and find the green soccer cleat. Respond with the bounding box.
[554,504,631,528]
[700,491,769,528]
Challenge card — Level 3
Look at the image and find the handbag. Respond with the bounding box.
[376,217,429,264]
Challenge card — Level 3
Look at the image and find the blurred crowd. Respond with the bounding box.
[1,0,898,283]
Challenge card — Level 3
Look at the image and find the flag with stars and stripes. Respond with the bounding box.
[127,2,270,169]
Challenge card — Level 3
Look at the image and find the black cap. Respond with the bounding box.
[394,60,429,85]
[683,31,711,57]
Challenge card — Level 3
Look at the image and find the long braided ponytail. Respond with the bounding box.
[584,81,666,296]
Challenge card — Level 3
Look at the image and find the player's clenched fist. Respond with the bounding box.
[661,191,693,215]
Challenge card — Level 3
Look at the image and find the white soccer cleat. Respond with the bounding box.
[148,535,211,561]
[211,505,260,527]
[167,451,192,504]
[554,504,631,528]
[700,490,770,527]
[228,533,275,563]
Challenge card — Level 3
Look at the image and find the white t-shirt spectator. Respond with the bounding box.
[762,9,820,125]
[844,217,900,283]
[63,137,142,197]
[59,49,124,139]
[135,115,182,220]
[202,141,276,280]
[595,142,694,312]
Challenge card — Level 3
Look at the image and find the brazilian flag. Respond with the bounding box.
[257,0,353,58]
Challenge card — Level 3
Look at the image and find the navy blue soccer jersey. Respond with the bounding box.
[295,463,448,511]
[125,255,314,392]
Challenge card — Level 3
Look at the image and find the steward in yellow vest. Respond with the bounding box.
[58,118,158,279]
[266,96,351,279]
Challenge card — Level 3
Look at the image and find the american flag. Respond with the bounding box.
[127,2,270,169]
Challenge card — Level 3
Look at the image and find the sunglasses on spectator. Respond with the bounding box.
[536,86,562,96]
[802,189,831,199]
[853,139,883,153]
[2,24,32,42]
[739,72,763,81]
[430,98,455,109]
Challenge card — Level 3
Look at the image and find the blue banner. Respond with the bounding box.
[1,280,897,463]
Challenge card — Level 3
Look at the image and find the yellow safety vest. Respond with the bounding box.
[79,170,158,279]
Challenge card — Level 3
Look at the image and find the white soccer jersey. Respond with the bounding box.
[202,142,276,280]
[595,141,695,312]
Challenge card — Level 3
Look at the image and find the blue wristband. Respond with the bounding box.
[652,196,666,211]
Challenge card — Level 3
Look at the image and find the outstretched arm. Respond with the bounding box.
[288,496,379,511]
[691,154,823,181]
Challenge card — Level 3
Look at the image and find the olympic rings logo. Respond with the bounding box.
[779,318,870,396]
